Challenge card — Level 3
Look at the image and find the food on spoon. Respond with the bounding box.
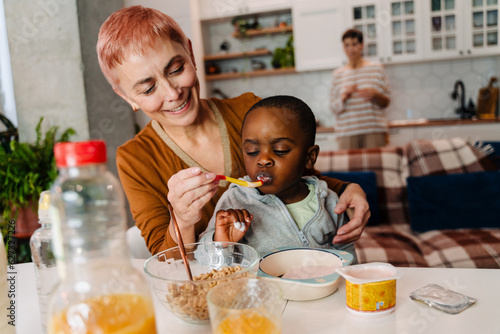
[256,173,272,185]
[215,175,263,188]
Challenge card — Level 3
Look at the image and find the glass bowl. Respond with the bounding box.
[144,242,259,324]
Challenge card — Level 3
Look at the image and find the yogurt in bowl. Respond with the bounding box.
[258,247,353,301]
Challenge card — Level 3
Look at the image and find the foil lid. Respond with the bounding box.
[409,284,477,314]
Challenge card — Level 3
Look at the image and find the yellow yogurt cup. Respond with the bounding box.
[336,262,402,317]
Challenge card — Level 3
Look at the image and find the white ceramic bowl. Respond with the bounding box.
[258,247,353,301]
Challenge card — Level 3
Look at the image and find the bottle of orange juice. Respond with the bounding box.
[47,141,156,333]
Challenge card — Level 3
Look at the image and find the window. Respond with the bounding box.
[0,0,17,125]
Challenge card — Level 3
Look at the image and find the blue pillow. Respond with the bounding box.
[321,171,380,225]
[407,171,500,232]
[483,141,500,170]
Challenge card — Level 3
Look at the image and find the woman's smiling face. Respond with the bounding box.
[242,107,315,203]
[112,38,201,128]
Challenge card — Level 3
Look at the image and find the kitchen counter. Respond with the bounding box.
[317,117,500,133]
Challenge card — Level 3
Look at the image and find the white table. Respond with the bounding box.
[15,260,500,334]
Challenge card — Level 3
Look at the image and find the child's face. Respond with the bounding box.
[242,107,317,202]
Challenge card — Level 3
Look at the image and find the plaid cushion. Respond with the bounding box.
[316,146,408,226]
[355,227,500,268]
[354,226,427,267]
[405,138,492,177]
[418,229,500,268]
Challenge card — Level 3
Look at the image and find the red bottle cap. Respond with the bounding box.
[54,140,107,167]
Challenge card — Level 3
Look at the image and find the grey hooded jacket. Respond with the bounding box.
[199,176,357,262]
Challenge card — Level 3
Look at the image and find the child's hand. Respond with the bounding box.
[214,209,253,243]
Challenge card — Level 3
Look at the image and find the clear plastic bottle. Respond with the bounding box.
[29,190,57,333]
[47,140,156,333]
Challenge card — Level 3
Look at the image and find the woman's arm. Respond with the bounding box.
[117,156,173,254]
[167,167,219,244]
[330,70,349,115]
[357,88,390,108]
[117,142,219,254]
[358,64,391,109]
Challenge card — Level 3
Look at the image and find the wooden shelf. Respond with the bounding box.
[204,49,272,61]
[205,67,296,81]
[388,117,500,128]
[317,117,500,133]
[232,25,293,38]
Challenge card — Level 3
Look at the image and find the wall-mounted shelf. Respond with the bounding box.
[203,49,272,61]
[205,67,296,81]
[232,25,293,38]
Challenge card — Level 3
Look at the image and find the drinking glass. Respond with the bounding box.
[207,278,283,334]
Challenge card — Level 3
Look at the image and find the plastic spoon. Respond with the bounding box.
[215,175,263,188]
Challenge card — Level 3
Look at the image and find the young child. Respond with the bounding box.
[199,95,356,261]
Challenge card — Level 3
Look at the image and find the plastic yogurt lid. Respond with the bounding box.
[336,262,402,284]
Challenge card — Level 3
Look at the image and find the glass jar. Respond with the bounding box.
[30,190,57,333]
[47,140,156,333]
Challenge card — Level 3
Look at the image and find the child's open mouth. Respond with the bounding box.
[256,173,273,185]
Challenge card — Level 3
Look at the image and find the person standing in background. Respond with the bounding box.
[330,28,391,149]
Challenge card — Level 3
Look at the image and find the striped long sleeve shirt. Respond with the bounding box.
[329,61,390,137]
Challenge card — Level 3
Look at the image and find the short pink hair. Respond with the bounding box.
[97,5,190,86]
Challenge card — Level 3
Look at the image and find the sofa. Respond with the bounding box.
[316,137,500,268]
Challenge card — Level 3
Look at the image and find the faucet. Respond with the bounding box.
[451,80,475,119]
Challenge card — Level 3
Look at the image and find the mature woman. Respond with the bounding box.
[329,28,391,149]
[97,6,370,255]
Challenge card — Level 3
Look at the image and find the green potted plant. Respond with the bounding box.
[272,35,295,69]
[0,117,75,261]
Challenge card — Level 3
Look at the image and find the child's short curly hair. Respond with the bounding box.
[244,95,317,147]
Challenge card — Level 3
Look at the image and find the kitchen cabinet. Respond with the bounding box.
[345,0,424,64]
[198,0,292,20]
[384,0,425,63]
[422,0,500,60]
[345,0,381,61]
[292,0,346,71]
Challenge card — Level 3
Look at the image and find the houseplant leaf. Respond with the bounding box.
[0,117,75,224]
